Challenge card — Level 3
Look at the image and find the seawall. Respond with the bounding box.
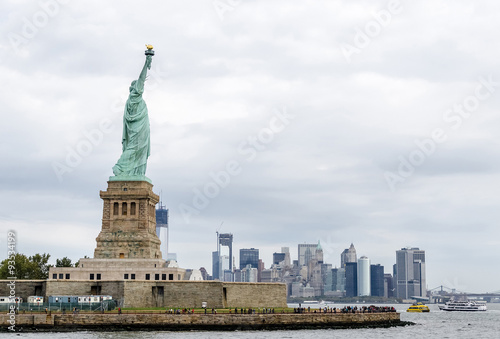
[1,312,404,332]
[0,280,287,308]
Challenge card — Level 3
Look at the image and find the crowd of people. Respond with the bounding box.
[159,305,396,315]
[163,307,277,314]
[293,305,396,314]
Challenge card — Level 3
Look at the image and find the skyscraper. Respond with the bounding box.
[258,259,264,282]
[214,233,233,281]
[384,273,394,298]
[240,248,259,269]
[357,256,371,296]
[218,233,233,271]
[273,252,286,265]
[281,247,291,267]
[241,265,258,282]
[341,243,357,268]
[212,251,219,280]
[395,247,426,299]
[370,264,385,297]
[315,241,323,263]
[345,262,357,297]
[220,255,230,273]
[322,263,333,294]
[332,267,346,292]
[298,243,318,266]
[155,204,169,257]
[331,268,339,292]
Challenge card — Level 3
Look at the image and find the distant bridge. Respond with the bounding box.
[427,286,500,303]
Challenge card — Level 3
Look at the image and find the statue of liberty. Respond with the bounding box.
[111,46,155,181]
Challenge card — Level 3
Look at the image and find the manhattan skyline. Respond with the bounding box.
[1,1,500,293]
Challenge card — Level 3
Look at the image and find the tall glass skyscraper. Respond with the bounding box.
[345,262,357,297]
[212,251,219,280]
[155,205,169,257]
[395,247,426,299]
[357,256,371,296]
[370,264,385,297]
[239,248,259,269]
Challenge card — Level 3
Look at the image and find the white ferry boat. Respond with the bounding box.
[438,300,487,311]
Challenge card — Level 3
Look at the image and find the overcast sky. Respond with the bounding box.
[1,0,500,293]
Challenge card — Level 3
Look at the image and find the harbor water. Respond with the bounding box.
[1,302,499,338]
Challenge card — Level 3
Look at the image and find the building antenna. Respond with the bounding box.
[159,190,165,209]
[217,221,224,233]
[216,222,224,245]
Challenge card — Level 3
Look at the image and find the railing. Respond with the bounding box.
[0,300,117,312]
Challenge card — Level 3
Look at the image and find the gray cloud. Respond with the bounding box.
[1,0,499,293]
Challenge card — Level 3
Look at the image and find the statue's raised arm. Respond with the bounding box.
[110,46,155,182]
[136,55,152,92]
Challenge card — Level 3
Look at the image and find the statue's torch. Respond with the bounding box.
[145,44,154,56]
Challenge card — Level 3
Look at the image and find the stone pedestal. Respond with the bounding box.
[94,180,162,259]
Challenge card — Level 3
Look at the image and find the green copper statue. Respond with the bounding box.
[111,46,155,182]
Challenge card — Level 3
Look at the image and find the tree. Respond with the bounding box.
[56,257,73,267]
[29,253,51,279]
[0,253,51,279]
[0,253,31,279]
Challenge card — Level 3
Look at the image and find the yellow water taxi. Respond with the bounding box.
[406,303,430,312]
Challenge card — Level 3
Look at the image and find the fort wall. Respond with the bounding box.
[0,280,286,308]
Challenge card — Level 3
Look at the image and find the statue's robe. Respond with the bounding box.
[112,78,150,177]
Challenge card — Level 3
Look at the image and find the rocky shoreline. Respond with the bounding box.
[1,312,410,332]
